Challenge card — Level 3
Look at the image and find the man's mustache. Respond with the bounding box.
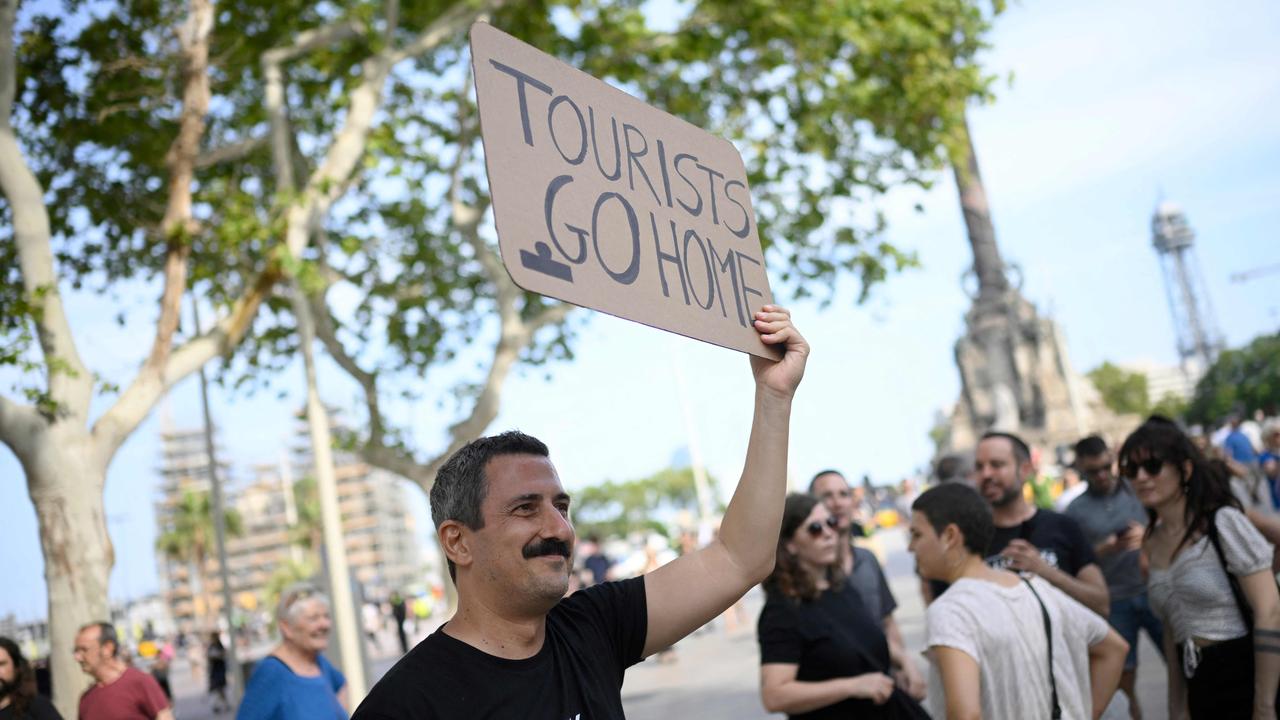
[523,538,572,560]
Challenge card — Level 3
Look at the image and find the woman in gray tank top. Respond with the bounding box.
[1121,417,1280,719]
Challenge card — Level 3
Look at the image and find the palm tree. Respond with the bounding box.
[156,489,243,631]
[289,475,323,559]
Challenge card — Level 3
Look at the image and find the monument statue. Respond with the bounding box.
[944,118,1130,455]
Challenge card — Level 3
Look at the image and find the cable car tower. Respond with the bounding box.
[1151,201,1222,375]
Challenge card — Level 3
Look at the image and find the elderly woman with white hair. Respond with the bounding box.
[236,583,349,720]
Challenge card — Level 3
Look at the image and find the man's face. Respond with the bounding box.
[1077,451,1116,496]
[975,437,1027,508]
[73,627,112,678]
[470,454,575,611]
[810,473,854,532]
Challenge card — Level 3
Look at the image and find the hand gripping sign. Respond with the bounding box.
[470,22,781,359]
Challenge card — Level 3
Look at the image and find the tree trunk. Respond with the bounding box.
[22,427,112,719]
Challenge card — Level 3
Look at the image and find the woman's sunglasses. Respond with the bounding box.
[1120,457,1165,480]
[805,516,840,537]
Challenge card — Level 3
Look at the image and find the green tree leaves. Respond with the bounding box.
[1187,333,1280,425]
[1087,361,1150,417]
[574,465,719,539]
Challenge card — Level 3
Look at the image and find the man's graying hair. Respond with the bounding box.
[430,430,550,531]
[431,431,551,581]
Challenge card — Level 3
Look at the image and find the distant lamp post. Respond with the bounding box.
[190,298,243,707]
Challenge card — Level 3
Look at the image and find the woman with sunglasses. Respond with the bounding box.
[1122,417,1280,719]
[237,583,349,720]
[757,494,928,719]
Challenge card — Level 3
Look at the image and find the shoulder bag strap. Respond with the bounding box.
[1021,577,1062,720]
[1205,518,1255,631]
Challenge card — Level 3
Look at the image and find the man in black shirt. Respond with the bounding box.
[352,307,808,720]
[975,431,1109,617]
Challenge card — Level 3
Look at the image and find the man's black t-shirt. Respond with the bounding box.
[984,508,1097,575]
[929,509,1098,599]
[352,577,647,720]
[758,586,928,720]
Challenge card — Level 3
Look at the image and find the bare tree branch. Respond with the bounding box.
[0,0,93,422]
[92,266,281,457]
[0,394,41,463]
[383,0,400,46]
[260,19,365,66]
[387,0,508,65]
[195,134,267,168]
[348,68,572,494]
[94,0,215,458]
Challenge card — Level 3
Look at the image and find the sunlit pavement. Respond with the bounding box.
[168,528,1167,719]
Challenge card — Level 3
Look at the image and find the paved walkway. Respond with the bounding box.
[169,528,1169,718]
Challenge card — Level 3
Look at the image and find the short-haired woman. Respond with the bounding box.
[236,583,349,720]
[909,483,1127,719]
[1122,417,1280,719]
[757,494,929,719]
[0,637,62,720]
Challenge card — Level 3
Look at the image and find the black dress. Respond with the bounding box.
[758,584,928,720]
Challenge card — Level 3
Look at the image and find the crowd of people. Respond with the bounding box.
[761,416,1280,720]
[5,307,1278,719]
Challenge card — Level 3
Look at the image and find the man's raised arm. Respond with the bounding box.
[641,306,808,657]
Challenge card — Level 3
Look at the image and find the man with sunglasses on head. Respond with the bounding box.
[1065,435,1165,720]
[811,470,926,701]
[351,307,808,720]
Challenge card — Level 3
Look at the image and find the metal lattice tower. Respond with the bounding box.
[1151,201,1222,373]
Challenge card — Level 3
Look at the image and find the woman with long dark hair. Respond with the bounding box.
[1122,416,1280,719]
[757,494,928,719]
[0,637,62,720]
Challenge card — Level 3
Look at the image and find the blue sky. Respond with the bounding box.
[3,0,1279,621]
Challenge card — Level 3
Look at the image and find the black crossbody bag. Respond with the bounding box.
[1021,577,1063,719]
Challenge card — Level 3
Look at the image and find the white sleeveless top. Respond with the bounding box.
[1147,506,1273,645]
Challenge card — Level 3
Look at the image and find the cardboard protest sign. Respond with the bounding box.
[469,22,780,359]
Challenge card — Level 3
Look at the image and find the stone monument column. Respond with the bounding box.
[944,116,1118,453]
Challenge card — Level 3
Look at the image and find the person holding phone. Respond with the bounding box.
[1066,435,1166,719]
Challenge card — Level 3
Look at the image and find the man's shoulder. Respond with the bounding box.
[354,633,454,717]
[1032,508,1081,532]
[1064,490,1098,515]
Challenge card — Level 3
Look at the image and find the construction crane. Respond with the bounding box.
[1230,262,1280,283]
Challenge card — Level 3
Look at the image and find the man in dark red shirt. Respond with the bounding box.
[74,623,172,720]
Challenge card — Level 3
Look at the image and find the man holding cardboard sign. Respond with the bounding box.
[351,24,805,718]
[351,306,807,719]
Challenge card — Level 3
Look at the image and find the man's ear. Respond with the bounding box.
[439,521,473,573]
[941,523,961,551]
